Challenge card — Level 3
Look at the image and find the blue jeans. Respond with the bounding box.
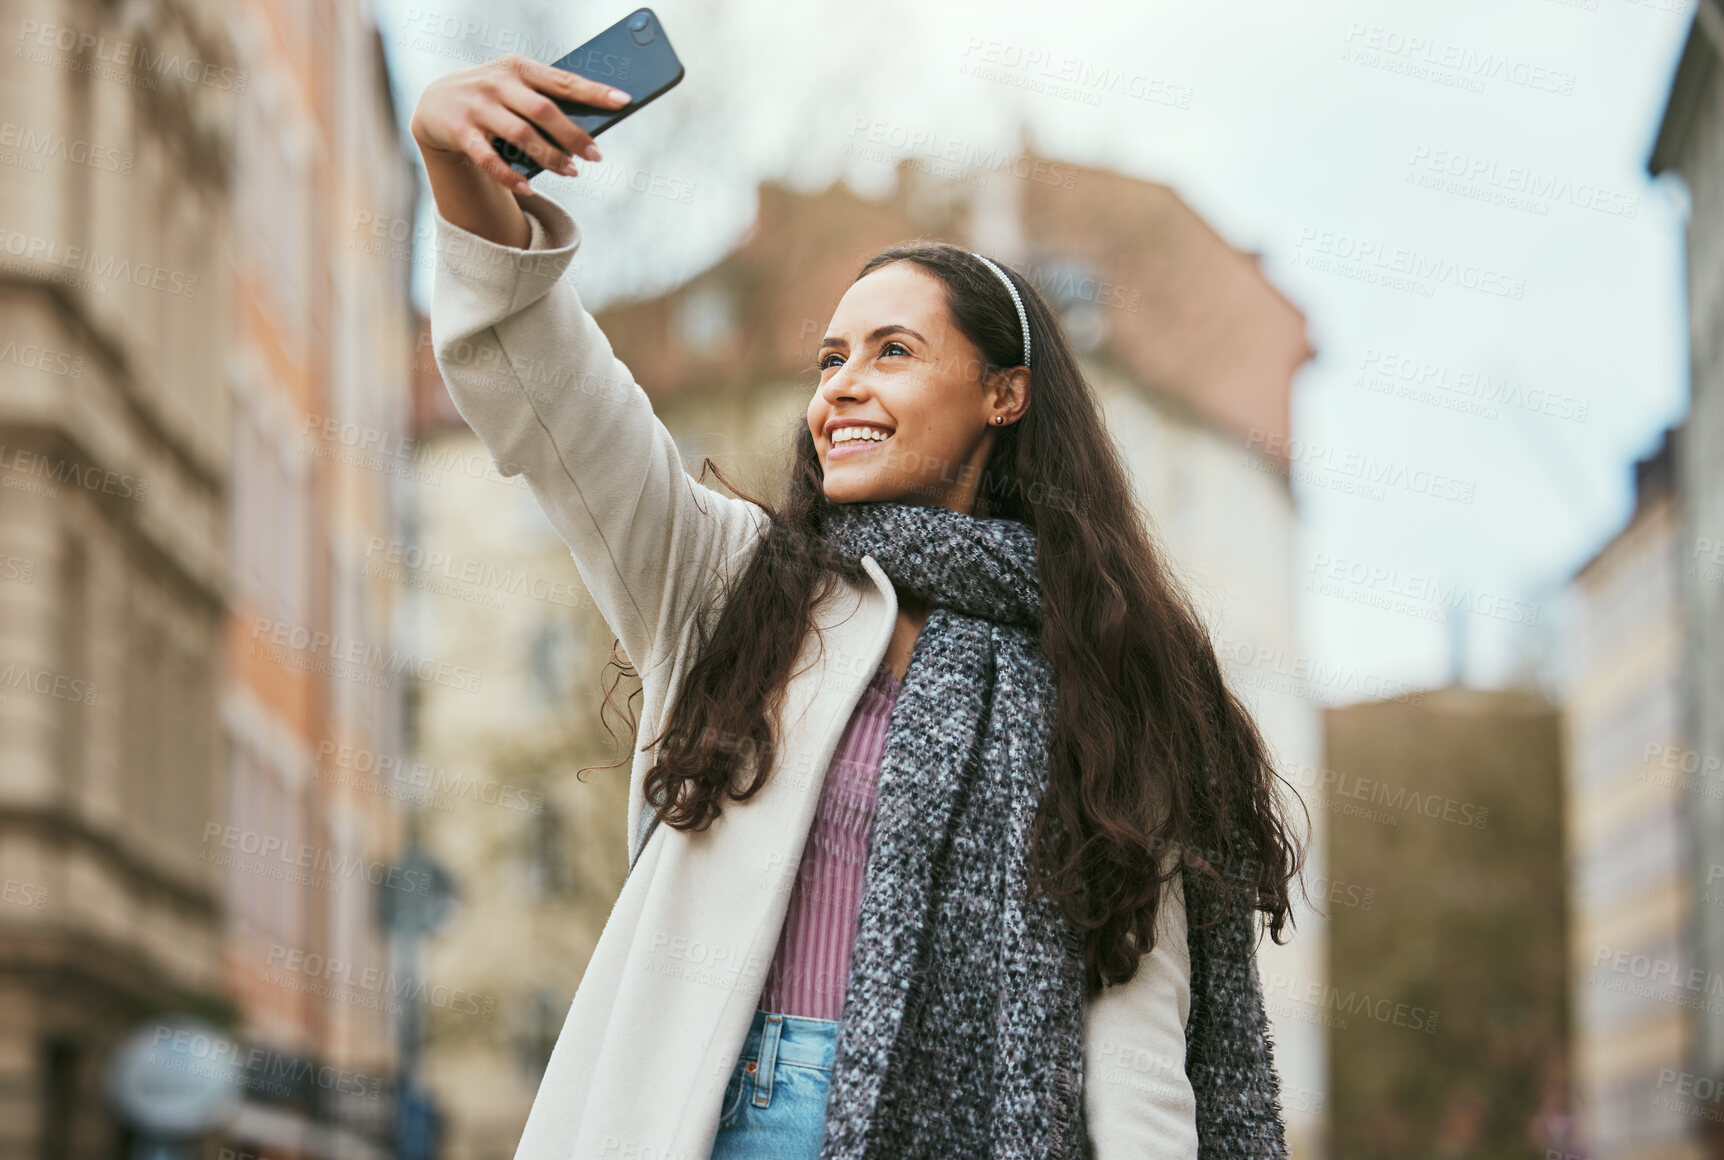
[709,1009,838,1159]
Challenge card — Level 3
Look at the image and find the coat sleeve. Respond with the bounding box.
[1083,861,1199,1160]
[427,188,770,677]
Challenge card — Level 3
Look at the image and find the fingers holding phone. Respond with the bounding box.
[489,9,685,181]
[410,53,631,197]
[412,9,681,241]
[497,56,633,174]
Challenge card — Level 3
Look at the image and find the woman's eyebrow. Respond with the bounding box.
[818,324,927,351]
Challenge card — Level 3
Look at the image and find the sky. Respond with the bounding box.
[374,0,1698,702]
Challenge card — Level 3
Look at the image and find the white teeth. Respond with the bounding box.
[831,427,890,445]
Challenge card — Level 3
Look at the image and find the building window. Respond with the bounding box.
[523,798,570,900]
[673,283,737,355]
[517,988,564,1081]
[527,621,574,707]
[123,600,162,836]
[231,397,309,626]
[236,72,310,347]
[1028,256,1107,353]
[39,1037,78,1160]
[224,732,304,952]
[55,535,87,803]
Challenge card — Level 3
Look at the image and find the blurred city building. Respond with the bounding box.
[0,0,421,1155]
[1649,7,1724,1159]
[1325,687,1569,1160]
[410,141,1324,1158]
[0,0,237,1153]
[219,1,420,1159]
[1563,428,1699,1160]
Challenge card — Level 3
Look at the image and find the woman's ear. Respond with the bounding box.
[987,366,1031,424]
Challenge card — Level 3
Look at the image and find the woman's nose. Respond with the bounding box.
[819,366,865,405]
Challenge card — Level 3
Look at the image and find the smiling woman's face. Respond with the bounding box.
[807,260,1027,513]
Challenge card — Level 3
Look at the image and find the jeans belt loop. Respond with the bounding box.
[753,1012,784,1107]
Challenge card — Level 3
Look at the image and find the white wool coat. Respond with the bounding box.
[427,187,1198,1160]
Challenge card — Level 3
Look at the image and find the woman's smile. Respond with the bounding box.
[828,428,894,459]
[824,418,898,462]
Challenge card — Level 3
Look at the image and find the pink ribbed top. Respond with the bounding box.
[757,658,902,1020]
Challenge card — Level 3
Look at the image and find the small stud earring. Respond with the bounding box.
[993,415,1004,425]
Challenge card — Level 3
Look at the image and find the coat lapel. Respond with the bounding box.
[547,555,899,1158]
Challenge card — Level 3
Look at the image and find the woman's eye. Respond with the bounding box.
[818,341,908,372]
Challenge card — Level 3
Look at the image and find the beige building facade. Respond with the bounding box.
[0,0,419,1156]
[1563,431,1698,1160]
[0,0,235,1154]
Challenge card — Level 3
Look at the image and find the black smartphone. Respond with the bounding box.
[491,7,684,180]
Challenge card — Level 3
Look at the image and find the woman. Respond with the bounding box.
[411,54,1307,1160]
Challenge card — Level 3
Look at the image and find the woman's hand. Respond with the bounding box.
[411,54,630,246]
[411,54,631,193]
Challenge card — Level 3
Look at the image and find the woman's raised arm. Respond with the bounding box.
[413,56,770,673]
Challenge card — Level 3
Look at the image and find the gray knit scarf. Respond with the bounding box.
[817,499,1087,1158]
[629,500,1290,1159]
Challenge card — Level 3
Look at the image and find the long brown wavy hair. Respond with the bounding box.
[597,239,1309,996]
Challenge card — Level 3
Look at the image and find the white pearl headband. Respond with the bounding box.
[971,254,1031,369]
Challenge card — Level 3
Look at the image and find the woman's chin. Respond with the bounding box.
[824,482,881,505]
[823,473,898,505]
[824,482,942,510]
